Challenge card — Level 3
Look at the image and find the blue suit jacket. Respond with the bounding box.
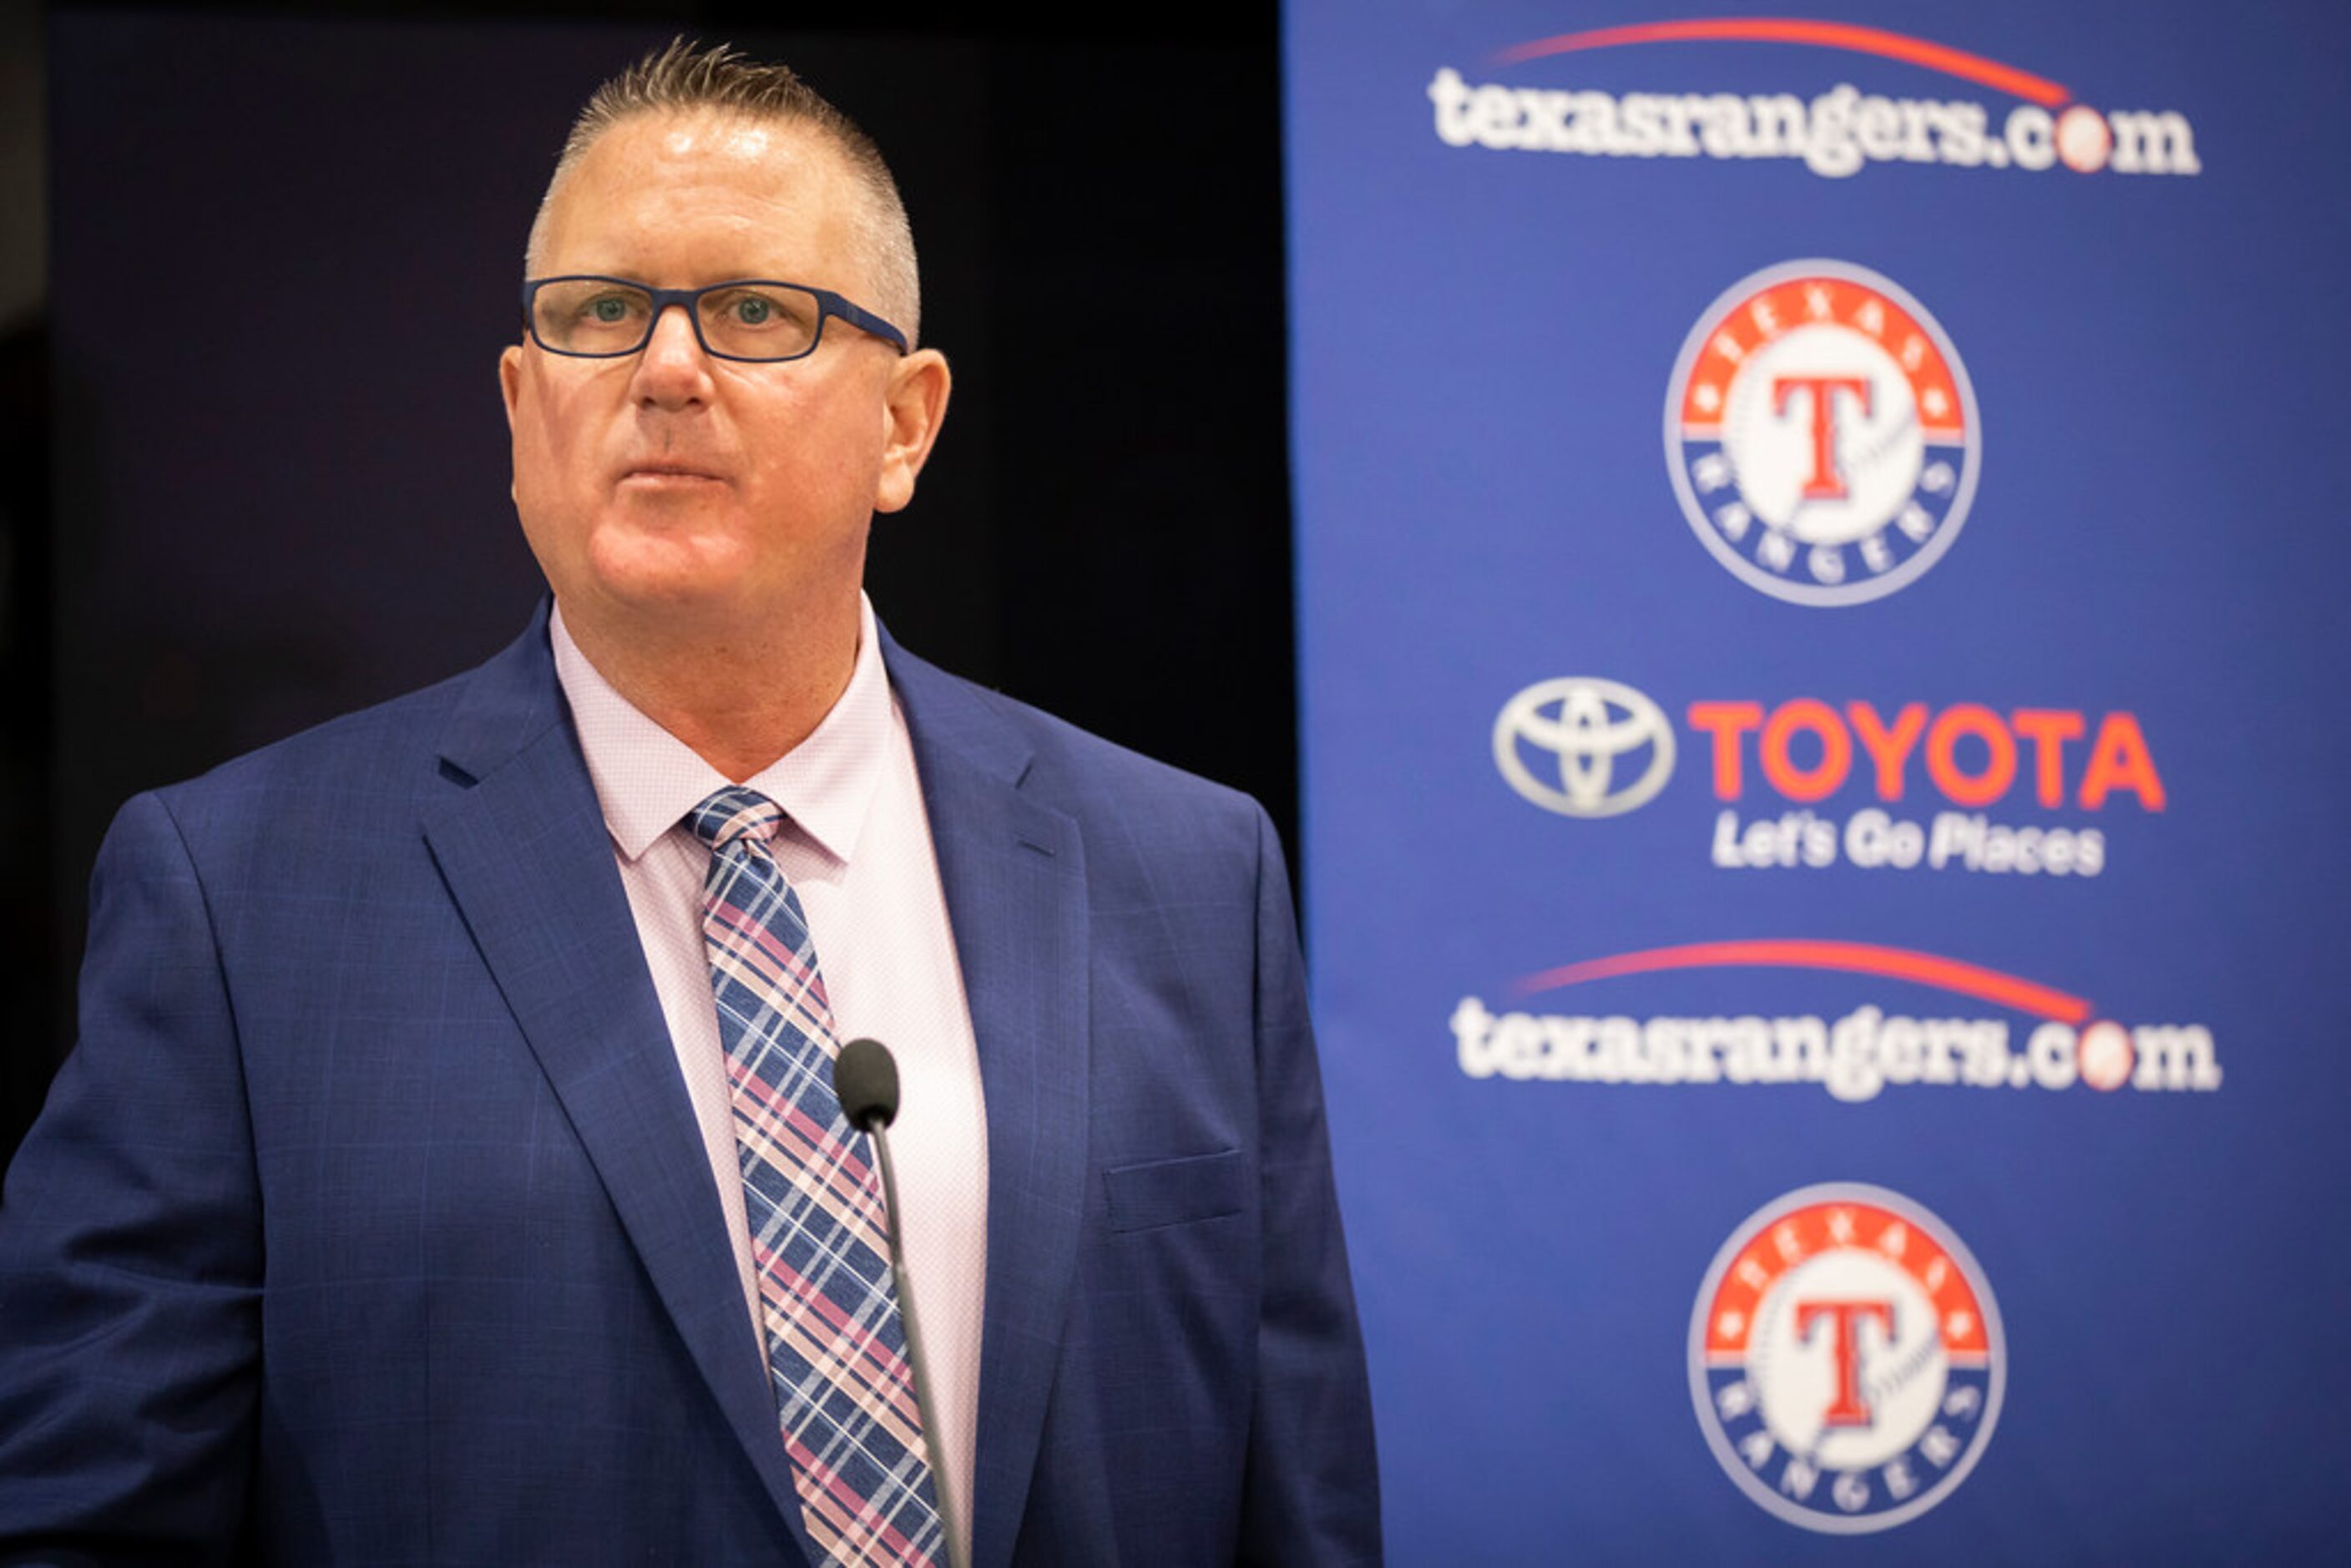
[0,608,1379,1565]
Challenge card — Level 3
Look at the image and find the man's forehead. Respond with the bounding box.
[569,109,849,201]
[604,109,837,179]
[539,109,861,271]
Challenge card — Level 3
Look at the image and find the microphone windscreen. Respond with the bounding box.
[833,1038,901,1133]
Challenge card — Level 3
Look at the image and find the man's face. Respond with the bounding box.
[501,111,940,637]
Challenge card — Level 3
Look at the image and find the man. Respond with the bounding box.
[0,40,1378,1567]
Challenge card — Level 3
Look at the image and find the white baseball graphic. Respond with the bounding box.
[1720,326,1923,547]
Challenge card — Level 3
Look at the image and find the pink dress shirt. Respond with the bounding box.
[551,598,987,1560]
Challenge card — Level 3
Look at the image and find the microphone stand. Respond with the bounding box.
[865,1110,967,1568]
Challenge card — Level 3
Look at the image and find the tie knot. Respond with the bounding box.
[687,787,784,853]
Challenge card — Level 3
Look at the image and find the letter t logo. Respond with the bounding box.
[1772,375,1873,499]
[1795,1298,1895,1428]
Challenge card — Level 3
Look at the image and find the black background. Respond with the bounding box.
[3,0,1293,1164]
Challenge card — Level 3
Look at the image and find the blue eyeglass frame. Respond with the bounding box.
[520,275,910,361]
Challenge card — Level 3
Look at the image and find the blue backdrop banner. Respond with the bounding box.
[1283,3,2351,1559]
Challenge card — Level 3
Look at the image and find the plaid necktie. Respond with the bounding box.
[689,787,945,1568]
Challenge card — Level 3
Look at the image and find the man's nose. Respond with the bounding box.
[632,303,714,404]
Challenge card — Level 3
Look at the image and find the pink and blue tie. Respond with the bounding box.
[689,787,944,1568]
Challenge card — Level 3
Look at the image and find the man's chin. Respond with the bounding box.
[587,575,756,625]
[579,527,756,608]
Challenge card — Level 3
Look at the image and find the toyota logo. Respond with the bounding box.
[1493,677,1677,817]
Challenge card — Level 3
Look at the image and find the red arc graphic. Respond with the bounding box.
[1513,939,2095,1024]
[1493,19,2072,109]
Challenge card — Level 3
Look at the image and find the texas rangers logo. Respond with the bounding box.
[1666,261,1980,605]
[1689,1183,2005,1533]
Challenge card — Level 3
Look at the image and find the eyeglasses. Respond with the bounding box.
[521,276,909,362]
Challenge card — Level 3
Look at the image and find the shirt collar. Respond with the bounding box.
[550,594,892,868]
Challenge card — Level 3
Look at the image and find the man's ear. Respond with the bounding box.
[498,345,528,504]
[499,343,525,427]
[873,348,953,514]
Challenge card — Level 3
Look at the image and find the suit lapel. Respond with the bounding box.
[885,636,1093,1568]
[417,609,818,1565]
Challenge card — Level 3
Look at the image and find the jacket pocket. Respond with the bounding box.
[1103,1149,1248,1233]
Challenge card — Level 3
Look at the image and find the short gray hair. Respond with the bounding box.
[525,38,922,345]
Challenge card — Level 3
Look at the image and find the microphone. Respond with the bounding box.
[834,1036,900,1134]
[832,1039,965,1568]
